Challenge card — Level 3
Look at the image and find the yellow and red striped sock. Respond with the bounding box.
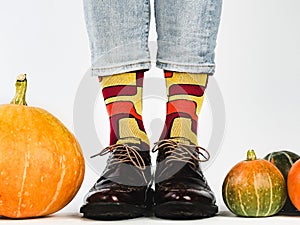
[160,71,208,145]
[100,71,150,150]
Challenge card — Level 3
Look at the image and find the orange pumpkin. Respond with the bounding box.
[288,159,300,211]
[0,75,85,218]
[222,150,287,217]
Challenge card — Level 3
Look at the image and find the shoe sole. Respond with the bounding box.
[80,202,152,220]
[154,201,218,219]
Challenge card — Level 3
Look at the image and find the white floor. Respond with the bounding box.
[1,210,300,225]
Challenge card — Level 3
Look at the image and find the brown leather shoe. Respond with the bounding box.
[80,143,153,220]
[152,137,218,219]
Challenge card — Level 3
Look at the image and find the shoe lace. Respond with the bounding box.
[152,137,210,167]
[91,142,146,170]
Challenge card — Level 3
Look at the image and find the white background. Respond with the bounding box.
[1,0,300,224]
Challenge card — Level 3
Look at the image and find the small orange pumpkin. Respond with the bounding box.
[0,75,85,218]
[222,150,287,217]
[287,159,300,211]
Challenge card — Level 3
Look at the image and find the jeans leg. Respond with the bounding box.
[83,0,151,76]
[155,0,222,74]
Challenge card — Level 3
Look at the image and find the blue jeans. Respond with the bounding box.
[83,0,222,76]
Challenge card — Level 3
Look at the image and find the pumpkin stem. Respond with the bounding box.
[247,149,257,161]
[10,74,27,106]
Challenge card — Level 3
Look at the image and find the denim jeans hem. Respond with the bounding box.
[156,60,215,75]
[90,61,152,77]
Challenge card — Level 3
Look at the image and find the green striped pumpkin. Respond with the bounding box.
[264,150,300,214]
[222,150,287,217]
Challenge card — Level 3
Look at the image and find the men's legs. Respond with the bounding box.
[153,0,222,219]
[81,0,153,220]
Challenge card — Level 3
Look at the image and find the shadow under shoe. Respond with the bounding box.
[152,138,218,219]
[80,143,154,220]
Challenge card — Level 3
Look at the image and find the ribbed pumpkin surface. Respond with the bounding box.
[222,152,287,217]
[0,104,85,218]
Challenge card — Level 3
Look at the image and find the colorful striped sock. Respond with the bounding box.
[160,71,208,145]
[100,71,150,150]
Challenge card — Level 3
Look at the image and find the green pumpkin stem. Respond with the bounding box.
[247,149,257,161]
[10,74,28,106]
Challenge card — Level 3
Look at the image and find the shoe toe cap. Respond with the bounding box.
[155,188,216,205]
[85,187,149,205]
[86,189,122,203]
